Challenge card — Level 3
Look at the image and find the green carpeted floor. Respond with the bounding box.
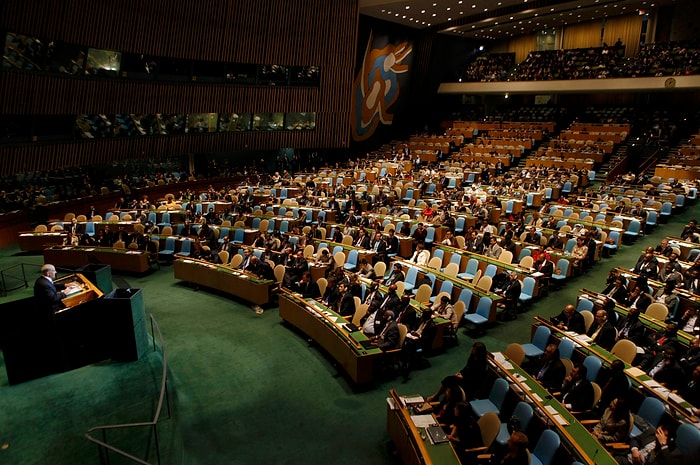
[1,201,698,465]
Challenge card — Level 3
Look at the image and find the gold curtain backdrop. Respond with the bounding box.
[508,34,538,64]
[603,14,643,57]
[562,21,603,50]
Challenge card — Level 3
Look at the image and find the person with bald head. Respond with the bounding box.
[34,264,66,313]
[552,304,585,334]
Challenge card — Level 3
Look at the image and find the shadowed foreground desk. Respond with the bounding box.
[278,291,382,384]
[1,274,148,385]
[386,389,461,465]
[173,258,274,306]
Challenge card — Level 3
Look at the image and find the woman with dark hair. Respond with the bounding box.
[426,342,490,402]
[591,397,631,443]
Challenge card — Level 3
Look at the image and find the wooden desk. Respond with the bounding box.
[386,389,461,465]
[278,291,382,384]
[173,258,274,305]
[489,353,617,465]
[18,231,67,251]
[533,316,698,425]
[44,245,151,273]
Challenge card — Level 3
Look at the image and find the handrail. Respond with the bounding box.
[84,314,170,465]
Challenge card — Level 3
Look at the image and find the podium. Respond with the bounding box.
[0,273,147,385]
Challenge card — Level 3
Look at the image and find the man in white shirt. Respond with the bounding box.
[409,243,430,266]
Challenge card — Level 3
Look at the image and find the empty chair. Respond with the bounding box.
[233,228,245,243]
[457,258,479,280]
[85,222,96,237]
[576,298,594,312]
[610,339,637,364]
[175,239,192,257]
[504,342,526,367]
[496,401,533,447]
[557,338,575,361]
[159,237,176,261]
[414,284,433,304]
[483,264,497,278]
[476,275,492,292]
[582,355,602,382]
[499,250,513,264]
[519,256,534,268]
[688,248,700,262]
[630,397,666,439]
[463,296,493,335]
[529,429,560,465]
[521,325,550,359]
[427,256,442,270]
[602,231,620,257]
[465,411,501,455]
[645,302,669,321]
[402,267,419,292]
[343,249,359,271]
[580,310,594,332]
[456,288,473,313]
[424,227,436,246]
[519,277,536,306]
[469,378,509,417]
[659,201,673,223]
[564,238,577,254]
[622,219,641,244]
[443,262,459,277]
[454,216,466,235]
[645,210,657,233]
[551,259,569,288]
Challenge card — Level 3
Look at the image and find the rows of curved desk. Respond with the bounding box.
[278,291,382,384]
[43,245,151,273]
[172,258,275,306]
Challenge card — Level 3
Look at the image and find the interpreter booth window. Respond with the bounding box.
[252,113,284,131]
[85,48,121,77]
[113,114,151,137]
[259,65,289,86]
[290,66,320,86]
[192,60,226,83]
[157,57,191,82]
[75,115,115,139]
[218,113,252,132]
[285,113,316,130]
[186,113,218,133]
[3,32,47,72]
[225,63,258,84]
[536,29,557,51]
[155,114,187,135]
[45,40,86,75]
[33,115,75,141]
[120,53,159,79]
[0,115,33,143]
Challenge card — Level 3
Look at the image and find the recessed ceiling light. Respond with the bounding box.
[405,5,410,9]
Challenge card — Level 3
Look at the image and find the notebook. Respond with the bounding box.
[426,425,449,444]
[343,323,359,333]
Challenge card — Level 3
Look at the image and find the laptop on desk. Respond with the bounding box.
[426,425,449,444]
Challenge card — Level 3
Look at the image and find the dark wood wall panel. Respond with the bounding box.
[0,0,358,174]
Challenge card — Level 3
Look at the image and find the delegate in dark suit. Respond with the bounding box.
[34,265,66,313]
[561,365,595,412]
[587,311,617,350]
[530,344,566,392]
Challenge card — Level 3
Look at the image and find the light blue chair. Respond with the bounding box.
[469,378,509,417]
[551,259,569,288]
[280,220,289,233]
[85,222,96,237]
[557,338,575,361]
[526,193,534,208]
[675,194,685,211]
[659,201,673,223]
[251,217,261,229]
[147,212,157,224]
[425,183,436,195]
[561,181,572,195]
[343,249,359,271]
[429,280,453,303]
[175,238,192,257]
[424,227,436,246]
[464,296,493,335]
[674,423,700,458]
[454,217,466,235]
[622,219,641,244]
[521,325,550,358]
[518,248,532,262]
[233,228,245,243]
[446,178,457,189]
[403,267,419,292]
[457,258,479,280]
[457,288,473,314]
[576,298,594,312]
[630,397,665,439]
[483,264,497,278]
[645,210,657,233]
[530,429,560,465]
[496,402,533,447]
[602,231,620,257]
[442,253,462,272]
[402,189,414,203]
[583,355,602,382]
[564,238,577,254]
[432,248,444,263]
[159,238,176,261]
[519,277,536,306]
[157,212,171,229]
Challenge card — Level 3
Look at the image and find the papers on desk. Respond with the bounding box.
[84,248,96,252]
[531,272,544,277]
[182,260,194,263]
[126,250,141,254]
[411,415,436,429]
[401,395,425,405]
[625,367,646,377]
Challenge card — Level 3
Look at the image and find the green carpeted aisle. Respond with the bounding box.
[1,202,698,465]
